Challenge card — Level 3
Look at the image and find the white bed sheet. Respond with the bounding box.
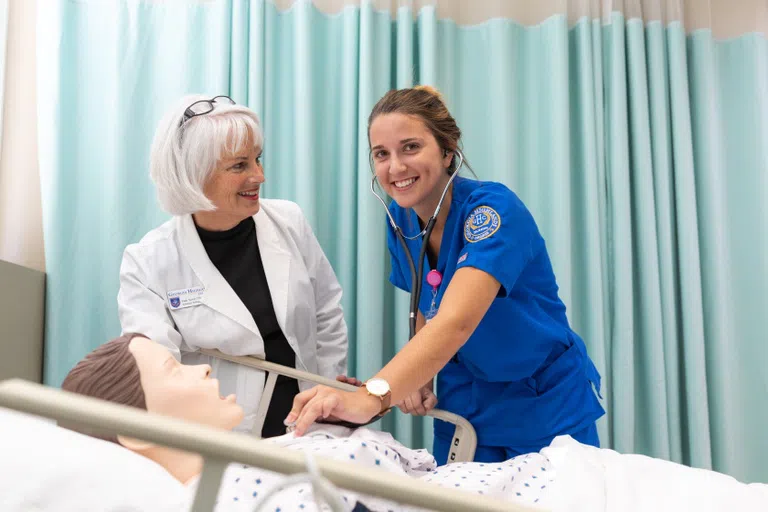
[543,436,768,512]
[0,407,188,512]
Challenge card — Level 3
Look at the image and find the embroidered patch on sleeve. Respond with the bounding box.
[464,206,501,243]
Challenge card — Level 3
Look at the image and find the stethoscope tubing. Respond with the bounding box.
[369,150,466,339]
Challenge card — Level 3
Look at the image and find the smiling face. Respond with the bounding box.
[193,128,265,231]
[369,113,454,213]
[128,337,244,430]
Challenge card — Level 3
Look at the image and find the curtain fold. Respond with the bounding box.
[36,0,768,482]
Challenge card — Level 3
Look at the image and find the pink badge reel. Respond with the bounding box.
[426,269,442,289]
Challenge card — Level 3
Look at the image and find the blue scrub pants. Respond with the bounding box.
[433,422,600,465]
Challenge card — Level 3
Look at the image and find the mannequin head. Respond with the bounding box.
[62,334,244,482]
[61,333,148,444]
[62,334,244,438]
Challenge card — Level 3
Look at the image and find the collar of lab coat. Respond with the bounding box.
[176,207,291,340]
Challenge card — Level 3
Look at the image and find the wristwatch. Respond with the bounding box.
[316,378,392,429]
[364,377,392,416]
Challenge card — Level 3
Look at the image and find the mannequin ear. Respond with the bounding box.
[117,435,155,452]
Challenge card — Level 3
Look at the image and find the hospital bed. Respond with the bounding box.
[0,378,542,512]
[198,348,477,464]
[2,378,765,512]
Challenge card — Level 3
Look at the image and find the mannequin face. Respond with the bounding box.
[128,337,244,430]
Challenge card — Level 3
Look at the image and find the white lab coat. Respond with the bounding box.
[117,199,348,431]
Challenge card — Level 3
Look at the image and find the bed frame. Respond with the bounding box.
[198,348,477,464]
[0,379,545,512]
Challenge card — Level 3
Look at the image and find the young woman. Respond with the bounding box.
[286,86,604,465]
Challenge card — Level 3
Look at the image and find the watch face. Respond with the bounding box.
[366,378,390,396]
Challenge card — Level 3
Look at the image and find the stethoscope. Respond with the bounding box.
[370,149,468,340]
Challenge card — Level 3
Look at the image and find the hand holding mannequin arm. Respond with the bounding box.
[285,267,501,435]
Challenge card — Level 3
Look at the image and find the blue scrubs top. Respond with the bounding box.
[387,177,604,448]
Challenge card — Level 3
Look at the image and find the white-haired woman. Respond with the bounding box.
[117,95,348,437]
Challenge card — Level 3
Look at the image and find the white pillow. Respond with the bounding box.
[0,407,192,511]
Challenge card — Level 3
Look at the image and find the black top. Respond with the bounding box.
[196,217,299,438]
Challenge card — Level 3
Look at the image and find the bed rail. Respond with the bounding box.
[199,348,477,464]
[0,379,545,512]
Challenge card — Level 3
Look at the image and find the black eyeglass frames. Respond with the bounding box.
[178,95,236,127]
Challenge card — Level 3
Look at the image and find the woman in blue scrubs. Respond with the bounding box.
[286,86,604,464]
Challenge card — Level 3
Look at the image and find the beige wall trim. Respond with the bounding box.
[270,0,768,37]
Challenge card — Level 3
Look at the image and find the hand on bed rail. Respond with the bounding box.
[397,379,437,416]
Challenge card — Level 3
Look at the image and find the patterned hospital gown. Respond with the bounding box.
[422,453,555,507]
[192,425,555,511]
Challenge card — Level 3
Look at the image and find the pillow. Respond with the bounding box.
[0,407,192,511]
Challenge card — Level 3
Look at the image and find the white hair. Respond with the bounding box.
[149,94,264,215]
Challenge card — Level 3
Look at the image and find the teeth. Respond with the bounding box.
[394,178,416,189]
[239,190,258,197]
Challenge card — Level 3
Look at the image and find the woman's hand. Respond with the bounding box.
[284,385,381,436]
[396,380,437,416]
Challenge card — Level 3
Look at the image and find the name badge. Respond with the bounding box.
[167,287,205,310]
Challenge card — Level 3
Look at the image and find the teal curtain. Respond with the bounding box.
[37,0,768,482]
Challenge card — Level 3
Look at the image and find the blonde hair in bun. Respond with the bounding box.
[413,84,445,102]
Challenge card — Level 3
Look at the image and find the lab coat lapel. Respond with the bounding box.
[252,207,290,336]
[177,215,260,335]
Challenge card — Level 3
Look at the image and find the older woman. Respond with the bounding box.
[117,95,348,437]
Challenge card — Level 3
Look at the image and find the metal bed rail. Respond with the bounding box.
[199,348,477,464]
[0,379,546,512]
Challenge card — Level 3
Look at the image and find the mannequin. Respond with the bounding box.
[62,333,243,484]
[60,335,438,511]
